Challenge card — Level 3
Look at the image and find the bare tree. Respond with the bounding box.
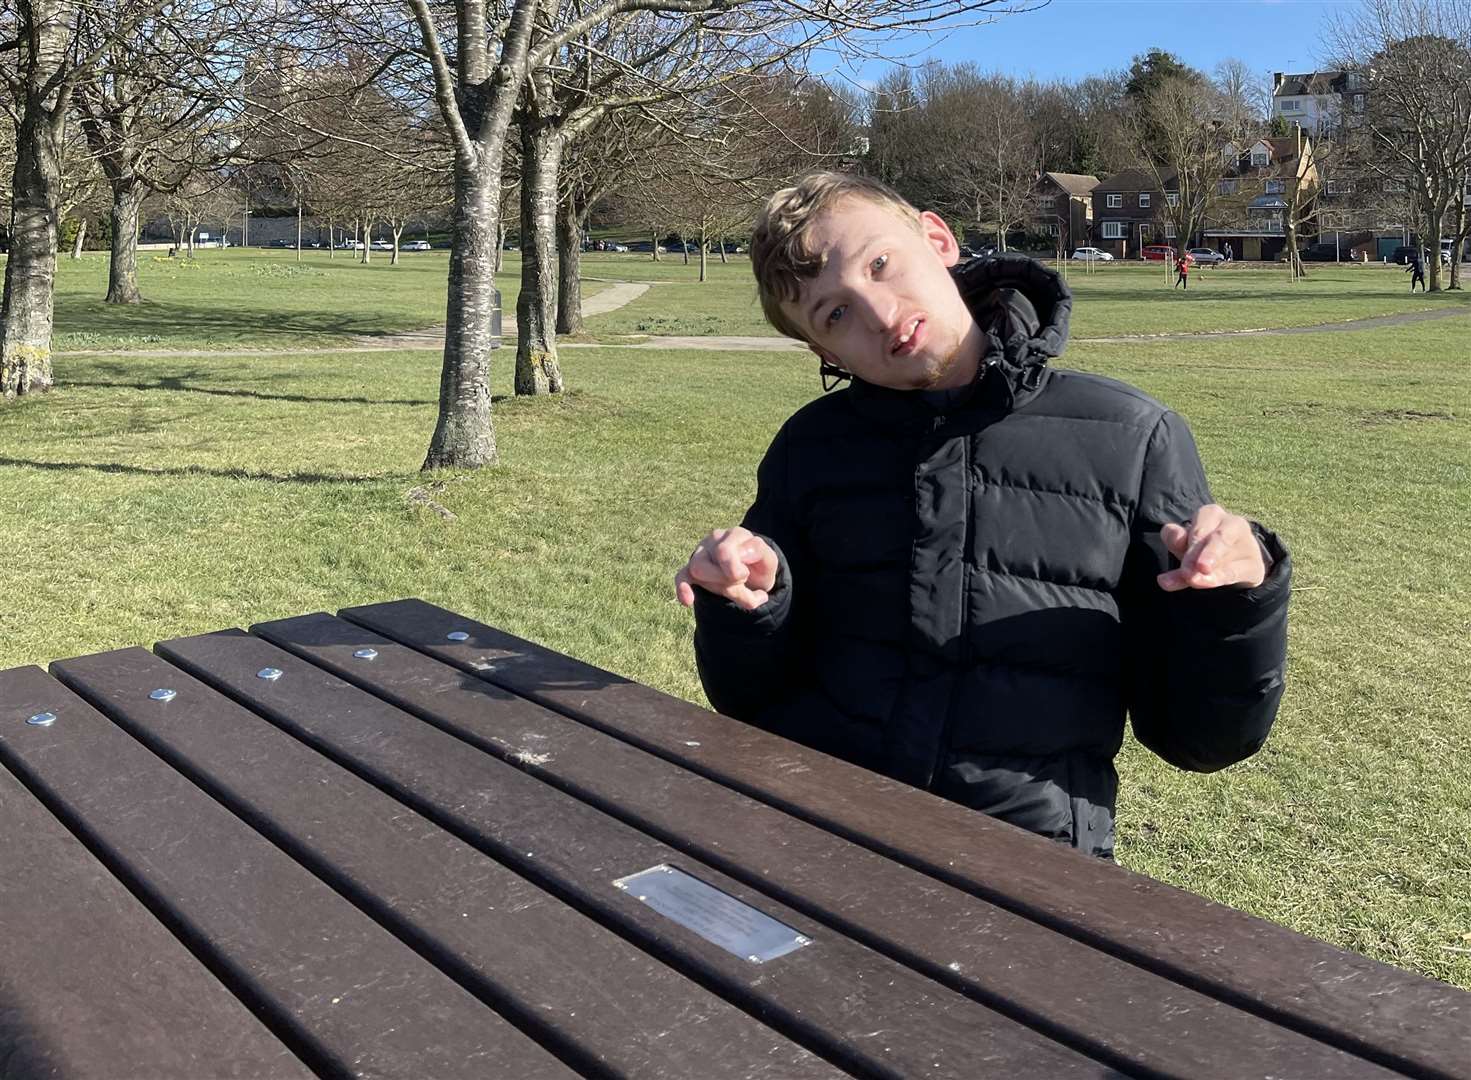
[1328,0,1471,291]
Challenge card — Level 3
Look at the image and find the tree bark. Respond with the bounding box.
[1,60,66,400]
[71,218,86,259]
[718,236,727,264]
[698,221,708,282]
[105,182,144,303]
[422,154,500,469]
[495,220,505,273]
[556,198,584,335]
[515,119,564,396]
[1425,205,1447,292]
[651,227,660,261]
[391,222,403,265]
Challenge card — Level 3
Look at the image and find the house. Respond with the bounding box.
[1202,134,1320,261]
[1089,169,1170,257]
[1032,172,1099,255]
[1271,71,1366,136]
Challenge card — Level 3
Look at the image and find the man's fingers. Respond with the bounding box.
[1160,522,1189,558]
[674,570,696,608]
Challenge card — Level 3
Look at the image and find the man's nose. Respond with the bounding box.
[852,285,899,332]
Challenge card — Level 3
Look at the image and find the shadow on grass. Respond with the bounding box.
[0,456,386,486]
[67,370,433,408]
[53,298,422,346]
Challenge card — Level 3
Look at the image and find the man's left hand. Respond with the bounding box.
[1157,504,1268,591]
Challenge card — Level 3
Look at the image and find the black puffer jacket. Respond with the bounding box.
[694,255,1290,857]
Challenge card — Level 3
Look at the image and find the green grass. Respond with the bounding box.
[3,254,1471,991]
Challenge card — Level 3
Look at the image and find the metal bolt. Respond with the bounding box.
[26,712,56,727]
[257,667,283,681]
[747,955,762,964]
[446,631,470,642]
[149,688,177,702]
[352,648,378,661]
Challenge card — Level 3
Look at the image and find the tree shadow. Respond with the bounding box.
[65,366,433,408]
[53,298,430,348]
[0,455,388,486]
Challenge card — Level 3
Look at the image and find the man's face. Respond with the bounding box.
[783,198,984,392]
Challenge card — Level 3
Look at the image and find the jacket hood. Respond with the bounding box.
[953,253,1072,410]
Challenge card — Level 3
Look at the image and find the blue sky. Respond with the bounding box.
[837,0,1355,88]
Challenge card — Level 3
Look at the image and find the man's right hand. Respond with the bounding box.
[675,527,779,611]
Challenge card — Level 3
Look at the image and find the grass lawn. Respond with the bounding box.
[3,252,1470,991]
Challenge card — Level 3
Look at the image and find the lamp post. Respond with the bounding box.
[243,207,251,247]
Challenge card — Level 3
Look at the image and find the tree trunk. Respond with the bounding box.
[297,204,303,263]
[327,216,335,259]
[105,181,143,304]
[1450,201,1466,291]
[71,218,86,259]
[698,221,708,282]
[651,227,660,261]
[515,120,565,396]
[495,220,505,273]
[1426,205,1447,292]
[1,74,65,400]
[556,199,584,335]
[718,236,727,264]
[423,157,500,470]
[361,214,371,264]
[390,223,403,266]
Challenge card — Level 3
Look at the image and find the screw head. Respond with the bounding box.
[149,688,177,702]
[446,631,470,642]
[26,712,56,727]
[257,667,283,681]
[352,648,378,661]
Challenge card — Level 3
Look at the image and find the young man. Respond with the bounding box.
[675,172,1290,859]
[1406,251,1427,292]
[1174,252,1190,289]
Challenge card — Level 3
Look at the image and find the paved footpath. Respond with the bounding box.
[55,284,1468,360]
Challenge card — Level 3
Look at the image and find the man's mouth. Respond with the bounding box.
[891,317,924,356]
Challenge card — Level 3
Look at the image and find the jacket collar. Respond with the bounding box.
[844,254,1073,430]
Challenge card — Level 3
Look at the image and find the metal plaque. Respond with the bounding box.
[613,864,812,964]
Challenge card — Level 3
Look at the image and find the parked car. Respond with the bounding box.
[628,241,665,253]
[1297,243,1341,262]
[1186,247,1226,264]
[402,239,431,251]
[370,239,393,251]
[267,238,293,248]
[1140,244,1177,261]
[336,239,363,249]
[1070,246,1113,261]
[605,242,629,252]
[1388,244,1442,265]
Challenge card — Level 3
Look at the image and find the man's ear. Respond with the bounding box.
[918,210,961,267]
[808,343,845,370]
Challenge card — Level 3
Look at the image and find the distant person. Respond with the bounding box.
[1224,242,1233,262]
[677,172,1290,859]
[1406,250,1427,292]
[1174,252,1190,290]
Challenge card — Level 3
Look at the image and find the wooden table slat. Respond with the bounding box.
[254,610,1412,1080]
[0,663,579,1080]
[0,710,311,1080]
[340,597,1471,1080]
[51,644,840,1080]
[156,626,1121,1080]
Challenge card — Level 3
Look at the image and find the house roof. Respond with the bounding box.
[1043,172,1100,196]
[1094,169,1158,191]
[1274,71,1347,98]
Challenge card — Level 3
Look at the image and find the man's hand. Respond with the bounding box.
[675,527,779,611]
[1157,504,1268,592]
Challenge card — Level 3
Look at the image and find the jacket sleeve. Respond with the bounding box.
[692,422,812,720]
[1121,411,1291,772]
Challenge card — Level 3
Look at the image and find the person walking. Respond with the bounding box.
[1406,250,1427,292]
[1224,241,1233,262]
[1174,252,1190,290]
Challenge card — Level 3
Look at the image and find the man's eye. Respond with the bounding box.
[826,304,846,326]
[872,254,888,273]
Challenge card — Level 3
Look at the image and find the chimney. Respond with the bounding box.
[1273,72,1284,92]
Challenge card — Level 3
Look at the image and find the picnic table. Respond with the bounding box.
[2,597,1468,1079]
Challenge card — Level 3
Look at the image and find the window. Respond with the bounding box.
[1352,93,1365,112]
[1326,178,1355,195]
[1102,222,1126,238]
[1218,179,1238,195]
[1166,192,1180,206]
[1163,221,1176,238]
[1038,196,1056,212]
[1138,193,1151,208]
[1106,193,1122,208]
[1265,179,1285,194]
[1251,149,1270,167]
[1281,98,1300,112]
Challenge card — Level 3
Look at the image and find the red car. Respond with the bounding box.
[1140,244,1179,261]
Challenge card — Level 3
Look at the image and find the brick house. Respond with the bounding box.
[1032,172,1100,255]
[1201,134,1319,261]
[1090,169,1173,258]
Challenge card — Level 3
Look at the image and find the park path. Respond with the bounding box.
[54,286,1467,360]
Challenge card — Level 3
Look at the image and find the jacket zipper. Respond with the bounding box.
[929,426,974,790]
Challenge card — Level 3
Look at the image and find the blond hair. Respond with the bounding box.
[750,172,921,341]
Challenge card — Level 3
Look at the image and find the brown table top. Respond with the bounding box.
[1,597,1466,1079]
